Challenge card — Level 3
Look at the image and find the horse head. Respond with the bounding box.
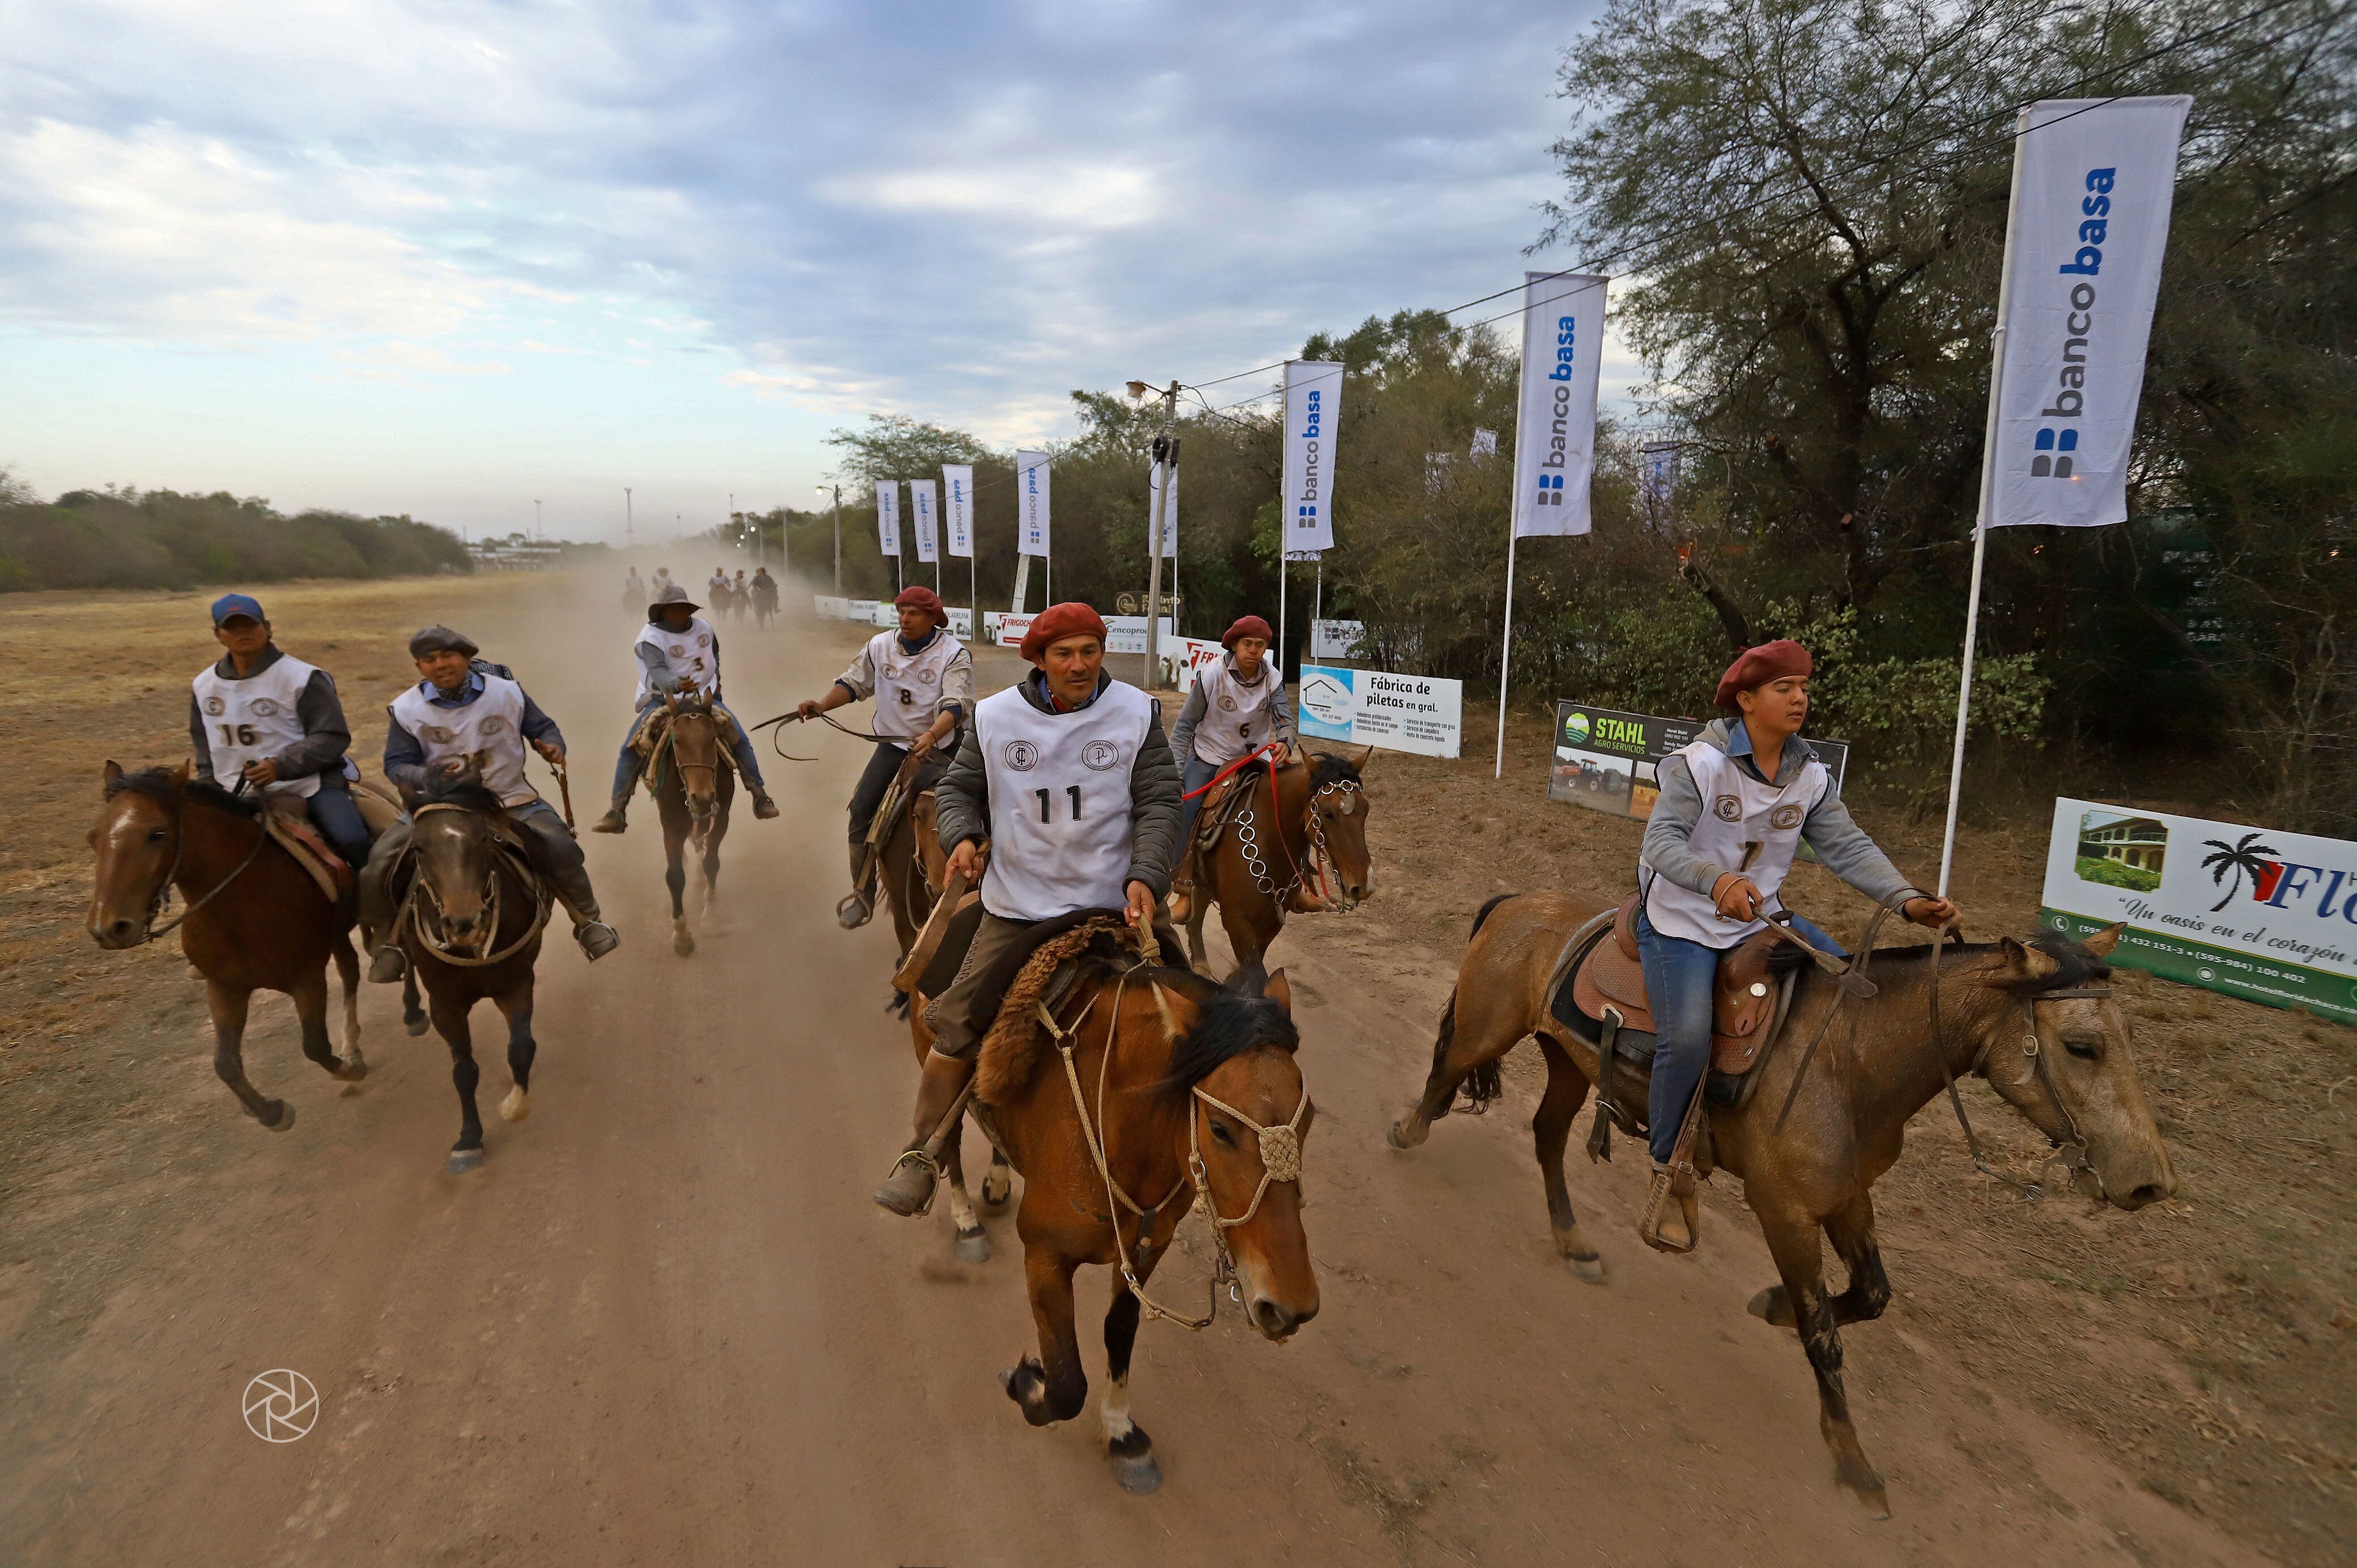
[1157,964,1320,1341]
[1304,747,1376,905]
[663,692,725,823]
[1976,924,2176,1209]
[410,783,511,955]
[86,760,201,947]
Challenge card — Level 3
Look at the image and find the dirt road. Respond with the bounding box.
[0,578,2281,1565]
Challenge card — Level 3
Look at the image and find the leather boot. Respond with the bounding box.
[751,790,780,820]
[590,798,628,834]
[875,1050,977,1216]
[1639,1161,1697,1253]
[367,945,407,983]
[838,842,874,930]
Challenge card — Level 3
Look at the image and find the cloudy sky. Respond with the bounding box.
[1,1,1624,540]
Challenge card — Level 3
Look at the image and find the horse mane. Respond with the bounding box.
[1149,965,1300,1107]
[1305,750,1362,791]
[1862,931,2113,996]
[418,779,508,816]
[105,765,261,818]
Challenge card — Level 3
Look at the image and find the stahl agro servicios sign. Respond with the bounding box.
[2041,798,2357,1024]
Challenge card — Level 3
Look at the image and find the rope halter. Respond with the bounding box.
[1189,1083,1311,1235]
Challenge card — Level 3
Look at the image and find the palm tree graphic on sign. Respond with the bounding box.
[2200,833,2281,911]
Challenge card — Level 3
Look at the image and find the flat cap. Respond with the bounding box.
[408,624,480,659]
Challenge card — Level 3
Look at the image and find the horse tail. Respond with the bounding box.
[1428,986,1503,1114]
[1469,892,1517,942]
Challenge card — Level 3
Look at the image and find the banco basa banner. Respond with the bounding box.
[1988,97,2190,529]
[942,465,975,559]
[1512,271,1608,538]
[1283,361,1344,555]
[1016,450,1050,557]
[909,478,939,564]
[874,482,900,556]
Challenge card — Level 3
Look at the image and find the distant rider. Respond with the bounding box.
[591,585,779,832]
[187,593,374,870]
[360,625,620,981]
[1633,640,1955,1251]
[1167,613,1299,912]
[790,586,972,928]
[750,566,779,627]
[875,603,1181,1217]
[623,568,644,612]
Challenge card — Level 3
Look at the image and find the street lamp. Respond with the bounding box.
[1130,379,1181,687]
[815,480,841,595]
[624,487,633,547]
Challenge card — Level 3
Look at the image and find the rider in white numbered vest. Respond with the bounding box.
[359,625,620,982]
[592,585,778,832]
[1632,640,1956,1251]
[1168,613,1299,902]
[791,585,973,927]
[874,602,1182,1218]
[187,592,374,870]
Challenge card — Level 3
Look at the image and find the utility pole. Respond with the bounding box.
[624,487,633,548]
[831,484,843,595]
[1142,379,1179,689]
[533,498,542,540]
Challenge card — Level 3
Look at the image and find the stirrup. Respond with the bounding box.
[837,890,873,930]
[875,1147,943,1217]
[1638,1168,1697,1254]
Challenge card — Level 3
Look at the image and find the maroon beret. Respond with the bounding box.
[1019,602,1109,664]
[893,585,948,627]
[1714,639,1813,710]
[1222,615,1274,649]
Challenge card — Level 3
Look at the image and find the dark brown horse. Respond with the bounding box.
[647,693,736,957]
[1179,748,1376,974]
[86,762,367,1126]
[961,924,1318,1492]
[1386,890,2176,1515]
[877,760,947,962]
[393,783,548,1173]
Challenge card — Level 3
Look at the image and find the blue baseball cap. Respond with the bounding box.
[210,593,266,626]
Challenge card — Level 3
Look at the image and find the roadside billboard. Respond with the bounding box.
[1548,702,1849,821]
[2041,799,2357,1023]
[1299,665,1461,759]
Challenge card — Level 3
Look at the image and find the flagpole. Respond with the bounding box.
[1494,528,1519,779]
[1936,106,2032,899]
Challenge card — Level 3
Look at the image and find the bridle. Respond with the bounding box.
[1926,926,2113,1199]
[126,783,270,944]
[394,803,548,967]
[1041,949,1311,1331]
[1229,754,1366,913]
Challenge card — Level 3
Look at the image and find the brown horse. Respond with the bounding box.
[877,764,947,963]
[647,693,736,957]
[86,762,367,1126]
[1386,890,2175,1516]
[1180,748,1376,974]
[959,925,1318,1492]
[393,783,548,1173]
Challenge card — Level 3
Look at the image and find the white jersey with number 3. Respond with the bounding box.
[1641,740,1829,948]
[192,655,324,799]
[975,681,1155,922]
[635,617,719,703]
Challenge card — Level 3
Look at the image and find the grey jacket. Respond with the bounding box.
[188,645,352,785]
[1169,653,1297,763]
[1640,717,1916,907]
[934,669,1184,900]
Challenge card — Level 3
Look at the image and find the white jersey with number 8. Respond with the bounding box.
[975,680,1155,922]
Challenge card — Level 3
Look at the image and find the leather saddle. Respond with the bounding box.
[1553,894,1798,1116]
[1189,768,1258,857]
[914,903,1191,1026]
[261,796,355,901]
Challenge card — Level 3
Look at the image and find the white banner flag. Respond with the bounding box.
[1512,271,1608,538]
[942,464,975,558]
[1283,361,1344,554]
[1986,96,2190,529]
[1641,441,1681,506]
[1150,461,1178,557]
[874,480,901,556]
[1015,450,1050,557]
[1470,428,1497,459]
[909,478,939,563]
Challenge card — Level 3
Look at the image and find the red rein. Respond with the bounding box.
[1182,742,1314,897]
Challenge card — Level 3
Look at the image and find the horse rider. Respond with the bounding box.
[623,568,644,612]
[750,566,779,625]
[188,593,374,871]
[591,584,779,832]
[708,566,729,604]
[360,625,620,981]
[1633,639,1956,1250]
[874,602,1182,1217]
[731,570,748,621]
[652,566,674,599]
[1168,613,1299,911]
[790,585,971,928]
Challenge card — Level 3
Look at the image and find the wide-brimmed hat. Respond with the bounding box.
[409,624,480,659]
[648,584,701,617]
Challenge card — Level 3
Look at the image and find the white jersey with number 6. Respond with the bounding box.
[975,680,1155,922]
[192,655,324,799]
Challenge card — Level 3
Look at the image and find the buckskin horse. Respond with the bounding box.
[86,762,368,1126]
[947,915,1318,1493]
[1386,890,2174,1516]
[390,782,550,1173]
[1178,747,1376,974]
[646,692,736,957]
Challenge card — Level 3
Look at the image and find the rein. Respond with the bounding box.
[1202,745,1363,913]
[748,708,895,762]
[394,803,550,967]
[1925,927,2112,1198]
[137,785,272,944]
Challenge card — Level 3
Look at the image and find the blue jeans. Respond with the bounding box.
[1635,901,1840,1164]
[1177,754,1220,851]
[611,696,767,799]
[305,780,374,868]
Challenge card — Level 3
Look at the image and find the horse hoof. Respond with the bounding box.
[1747,1285,1795,1327]
[1386,1118,1427,1151]
[499,1086,530,1123]
[1567,1252,1608,1285]
[404,1012,430,1038]
[1111,1454,1163,1494]
[336,1052,368,1081]
[446,1147,485,1174]
[980,1181,1011,1213]
[674,930,696,957]
[264,1100,296,1132]
[954,1228,991,1264]
[1846,1480,1892,1520]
